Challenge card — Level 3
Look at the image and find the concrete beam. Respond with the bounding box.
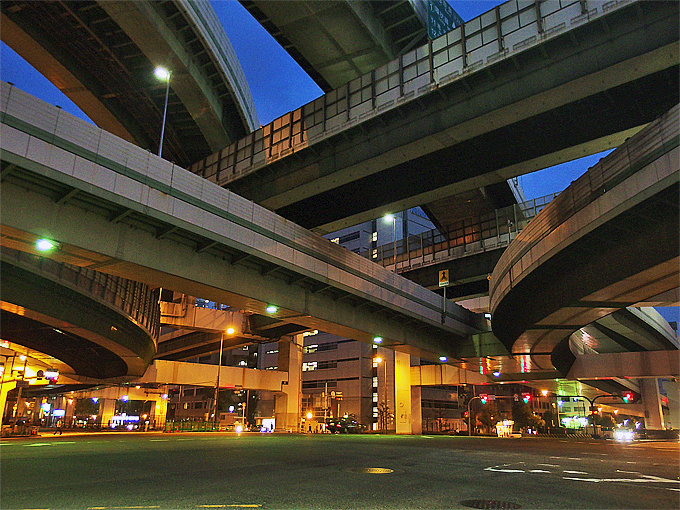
[568,350,680,379]
[138,359,288,392]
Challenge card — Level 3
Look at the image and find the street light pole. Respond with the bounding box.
[213,332,224,428]
[467,395,482,436]
[374,355,389,432]
[154,67,171,158]
[384,213,398,272]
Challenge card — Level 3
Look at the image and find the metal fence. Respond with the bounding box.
[2,247,160,341]
[490,103,679,304]
[366,193,559,271]
[189,0,630,185]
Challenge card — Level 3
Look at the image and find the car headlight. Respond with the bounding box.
[614,429,634,441]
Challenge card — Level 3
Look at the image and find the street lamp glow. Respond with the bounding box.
[383,214,395,223]
[439,356,448,362]
[154,67,171,157]
[154,66,170,80]
[266,305,278,314]
[306,412,313,420]
[374,357,383,364]
[226,327,235,335]
[36,239,56,251]
[373,336,383,344]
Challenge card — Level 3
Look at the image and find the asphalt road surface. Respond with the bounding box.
[1,432,678,509]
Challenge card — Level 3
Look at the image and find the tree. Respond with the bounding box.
[75,398,98,417]
[477,403,499,433]
[512,401,544,431]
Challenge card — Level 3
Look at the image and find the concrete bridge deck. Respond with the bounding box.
[0,81,490,377]
[190,0,679,234]
[489,103,679,377]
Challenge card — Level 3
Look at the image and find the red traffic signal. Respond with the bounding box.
[480,394,488,404]
[622,392,638,403]
[522,393,531,404]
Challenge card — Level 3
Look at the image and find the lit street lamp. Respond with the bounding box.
[374,356,388,432]
[383,213,398,271]
[154,66,171,158]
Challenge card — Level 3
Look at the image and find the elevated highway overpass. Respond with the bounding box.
[0,82,491,384]
[239,0,433,92]
[1,0,258,168]
[489,103,679,379]
[190,0,679,234]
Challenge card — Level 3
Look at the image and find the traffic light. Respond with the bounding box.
[44,370,59,384]
[522,393,531,404]
[622,392,638,403]
[480,394,488,404]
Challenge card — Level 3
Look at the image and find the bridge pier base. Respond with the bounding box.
[395,352,416,434]
[274,335,302,432]
[639,378,664,430]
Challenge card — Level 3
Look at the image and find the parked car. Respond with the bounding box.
[326,416,363,434]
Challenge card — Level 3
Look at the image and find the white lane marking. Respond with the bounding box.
[567,458,581,460]
[564,474,680,484]
[53,441,76,445]
[563,470,588,474]
[529,469,551,473]
[538,463,559,467]
[24,443,53,447]
[617,470,641,474]
[149,439,169,442]
[485,467,525,473]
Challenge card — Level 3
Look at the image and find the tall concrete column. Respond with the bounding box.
[150,396,168,430]
[410,385,423,435]
[639,378,664,430]
[99,398,117,429]
[0,382,17,425]
[274,334,302,432]
[394,351,413,435]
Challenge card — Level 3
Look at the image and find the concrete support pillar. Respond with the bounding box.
[639,378,664,430]
[100,398,117,429]
[274,334,302,432]
[0,382,16,425]
[150,397,168,430]
[410,385,423,435]
[394,351,412,435]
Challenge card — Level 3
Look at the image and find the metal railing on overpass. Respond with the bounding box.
[490,103,680,310]
[366,193,559,271]
[2,246,160,341]
[189,0,627,184]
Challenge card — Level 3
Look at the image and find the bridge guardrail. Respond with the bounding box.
[1,246,160,341]
[489,103,679,309]
[366,193,558,271]
[189,0,635,185]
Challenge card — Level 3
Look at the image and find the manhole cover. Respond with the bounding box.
[460,500,521,509]
[346,467,394,474]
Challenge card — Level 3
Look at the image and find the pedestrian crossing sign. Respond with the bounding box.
[438,269,449,287]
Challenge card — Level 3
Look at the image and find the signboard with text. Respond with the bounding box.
[427,0,464,40]
[438,269,449,287]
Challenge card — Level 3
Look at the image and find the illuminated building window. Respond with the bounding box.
[303,362,318,372]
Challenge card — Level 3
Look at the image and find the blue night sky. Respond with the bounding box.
[0,1,675,324]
